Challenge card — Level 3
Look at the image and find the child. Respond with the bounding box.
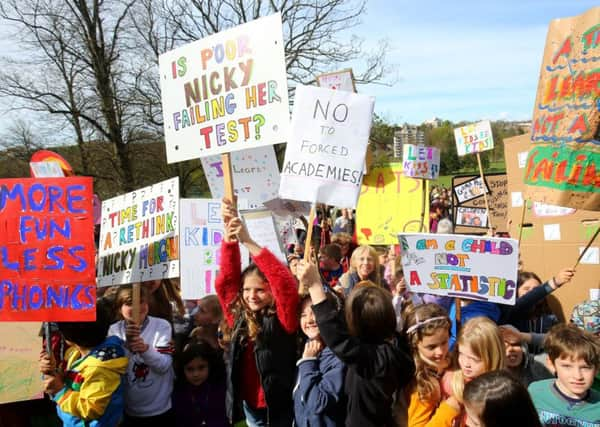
[172,342,228,427]
[400,303,460,426]
[216,198,299,427]
[528,324,600,426]
[499,324,552,386]
[463,370,542,427]
[39,302,128,426]
[298,260,414,427]
[188,295,224,350]
[109,285,175,426]
[446,316,506,425]
[294,294,346,427]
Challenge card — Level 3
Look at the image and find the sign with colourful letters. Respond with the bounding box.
[398,233,519,305]
[159,13,290,163]
[98,178,179,287]
[315,69,356,92]
[279,85,375,207]
[0,178,95,321]
[402,144,440,180]
[454,120,494,156]
[201,145,280,209]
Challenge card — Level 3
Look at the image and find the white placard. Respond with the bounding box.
[241,209,287,263]
[159,13,290,163]
[201,145,280,209]
[29,161,65,177]
[402,144,440,180]
[579,246,599,265]
[454,120,494,156]
[543,223,561,241]
[263,197,311,218]
[316,69,356,92]
[398,233,519,305]
[98,178,179,286]
[533,201,576,217]
[511,191,524,207]
[517,151,529,168]
[590,288,600,301]
[279,85,375,207]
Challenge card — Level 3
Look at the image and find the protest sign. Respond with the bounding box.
[241,209,287,263]
[159,13,290,163]
[526,7,600,211]
[0,322,43,404]
[179,198,249,299]
[453,120,494,156]
[263,197,311,218]
[456,207,489,229]
[279,85,375,207]
[201,145,280,208]
[402,144,440,180]
[398,233,519,305]
[98,178,179,287]
[356,162,428,244]
[453,176,489,204]
[0,178,95,321]
[29,162,65,178]
[315,69,356,92]
[29,150,74,176]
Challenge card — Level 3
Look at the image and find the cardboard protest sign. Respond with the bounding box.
[98,178,179,287]
[241,209,287,263]
[0,322,43,404]
[279,85,375,207]
[402,144,440,180]
[0,178,95,321]
[505,133,600,321]
[30,162,65,178]
[356,162,428,244]
[315,69,356,92]
[159,13,290,163]
[453,120,494,156]
[179,198,249,299]
[452,174,508,234]
[201,145,280,208]
[526,7,600,211]
[398,233,519,305]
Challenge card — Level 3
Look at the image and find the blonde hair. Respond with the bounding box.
[199,295,223,323]
[349,245,382,285]
[404,304,451,402]
[451,317,505,403]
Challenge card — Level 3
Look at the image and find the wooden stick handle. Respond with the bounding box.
[132,283,141,325]
[476,152,493,234]
[573,226,600,269]
[304,206,316,262]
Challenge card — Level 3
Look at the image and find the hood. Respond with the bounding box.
[84,335,128,374]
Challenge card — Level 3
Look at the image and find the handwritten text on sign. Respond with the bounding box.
[402,144,440,180]
[0,178,95,321]
[454,120,494,156]
[279,85,375,207]
[398,233,519,305]
[98,178,179,287]
[159,13,290,163]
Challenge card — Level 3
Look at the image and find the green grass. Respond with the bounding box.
[433,160,506,188]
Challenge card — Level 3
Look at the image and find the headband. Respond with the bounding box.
[406,316,448,335]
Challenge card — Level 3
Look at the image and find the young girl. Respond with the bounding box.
[294,294,346,427]
[445,316,506,426]
[109,285,175,426]
[298,260,414,427]
[172,342,229,427]
[216,198,299,427]
[400,304,460,426]
[463,370,542,427]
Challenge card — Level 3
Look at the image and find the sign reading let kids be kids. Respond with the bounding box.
[0,178,96,321]
[398,233,519,305]
[159,13,290,163]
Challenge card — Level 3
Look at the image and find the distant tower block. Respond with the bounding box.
[394,124,424,158]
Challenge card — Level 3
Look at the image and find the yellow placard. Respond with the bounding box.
[356,162,429,244]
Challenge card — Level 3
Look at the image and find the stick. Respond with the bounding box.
[221,153,235,202]
[132,282,141,325]
[304,205,316,262]
[420,179,426,232]
[44,322,52,356]
[455,298,462,329]
[476,152,494,234]
[518,198,527,247]
[573,226,600,269]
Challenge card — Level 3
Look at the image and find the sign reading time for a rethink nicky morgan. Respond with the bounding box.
[159,13,290,163]
[0,178,96,321]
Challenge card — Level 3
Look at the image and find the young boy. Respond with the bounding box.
[39,301,128,426]
[528,323,600,426]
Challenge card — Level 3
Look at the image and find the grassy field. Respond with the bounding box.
[433,160,506,189]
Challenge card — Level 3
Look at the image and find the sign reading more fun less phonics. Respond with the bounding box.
[454,120,494,156]
[159,13,290,163]
[279,85,375,207]
[402,144,440,180]
[201,145,280,208]
[398,233,519,305]
[526,7,600,211]
[98,178,179,287]
[0,178,95,321]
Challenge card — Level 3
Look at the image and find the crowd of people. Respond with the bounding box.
[2,195,599,427]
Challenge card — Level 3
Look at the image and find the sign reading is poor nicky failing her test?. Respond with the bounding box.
[0,178,95,321]
[159,13,290,163]
[398,233,519,305]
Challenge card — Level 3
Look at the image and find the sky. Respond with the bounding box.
[357,0,599,125]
